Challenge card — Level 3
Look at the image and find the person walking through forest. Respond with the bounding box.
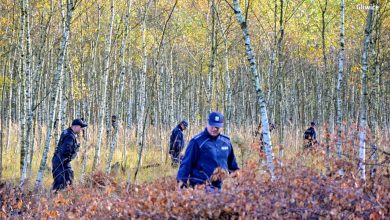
[177,111,239,190]
[169,120,188,167]
[52,118,88,191]
[303,121,318,149]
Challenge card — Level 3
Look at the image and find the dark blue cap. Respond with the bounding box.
[181,120,188,128]
[208,111,224,128]
[72,118,88,128]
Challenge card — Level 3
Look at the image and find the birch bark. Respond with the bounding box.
[134,0,152,182]
[335,0,345,159]
[358,0,375,181]
[35,0,74,188]
[232,0,275,179]
[93,0,115,170]
[107,0,132,173]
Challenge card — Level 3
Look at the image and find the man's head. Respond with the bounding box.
[310,121,316,127]
[71,118,88,134]
[180,120,188,130]
[206,111,224,137]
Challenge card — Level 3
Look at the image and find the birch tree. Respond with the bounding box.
[93,0,115,171]
[106,0,132,174]
[134,0,152,182]
[335,0,345,161]
[207,0,217,112]
[358,0,375,181]
[232,0,275,180]
[319,0,331,175]
[19,0,30,184]
[24,0,34,180]
[18,0,26,178]
[35,0,74,188]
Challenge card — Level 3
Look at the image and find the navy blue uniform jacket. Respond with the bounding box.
[52,128,79,190]
[177,128,239,187]
[169,125,185,154]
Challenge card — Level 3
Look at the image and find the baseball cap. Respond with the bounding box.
[72,118,88,128]
[181,120,188,128]
[208,111,224,128]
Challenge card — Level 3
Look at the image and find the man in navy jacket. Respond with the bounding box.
[303,121,317,149]
[52,118,87,191]
[177,111,239,189]
[169,120,188,166]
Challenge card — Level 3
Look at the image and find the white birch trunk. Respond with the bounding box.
[158,64,164,162]
[335,0,345,160]
[358,0,375,181]
[107,0,132,173]
[18,0,26,178]
[134,0,151,182]
[207,0,216,113]
[93,0,115,170]
[217,7,232,136]
[224,41,232,136]
[169,48,174,128]
[23,0,34,180]
[6,50,14,152]
[35,0,74,188]
[232,0,275,180]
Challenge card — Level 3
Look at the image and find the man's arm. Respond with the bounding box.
[171,129,182,151]
[176,139,198,184]
[57,135,75,161]
[227,144,239,172]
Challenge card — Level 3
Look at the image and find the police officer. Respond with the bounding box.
[177,111,239,189]
[169,120,188,167]
[52,118,88,191]
[303,121,317,149]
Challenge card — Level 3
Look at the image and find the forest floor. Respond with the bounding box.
[1,144,389,219]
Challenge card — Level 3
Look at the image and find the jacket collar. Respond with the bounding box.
[203,128,219,140]
[66,127,77,137]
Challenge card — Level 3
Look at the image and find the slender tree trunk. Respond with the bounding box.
[93,0,115,171]
[358,0,375,181]
[276,0,285,149]
[107,0,132,173]
[215,5,231,135]
[169,48,174,127]
[335,0,345,160]
[267,0,277,107]
[232,0,275,180]
[319,0,331,175]
[24,0,34,180]
[207,0,216,113]
[18,0,26,178]
[20,0,34,183]
[35,0,74,188]
[134,0,151,182]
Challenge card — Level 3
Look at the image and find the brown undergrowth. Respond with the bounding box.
[1,160,389,219]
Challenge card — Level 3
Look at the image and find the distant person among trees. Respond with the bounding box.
[303,121,318,149]
[52,118,88,191]
[169,120,188,167]
[177,111,239,190]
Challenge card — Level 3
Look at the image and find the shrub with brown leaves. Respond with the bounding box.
[1,161,389,219]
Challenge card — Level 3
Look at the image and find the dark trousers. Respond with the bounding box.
[52,157,74,191]
[170,150,182,167]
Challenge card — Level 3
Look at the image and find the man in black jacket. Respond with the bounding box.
[169,120,188,167]
[304,121,317,149]
[52,118,87,191]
